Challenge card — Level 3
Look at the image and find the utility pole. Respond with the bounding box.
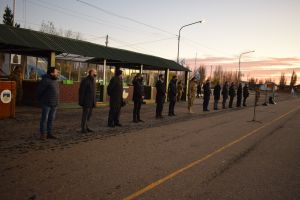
[210,65,213,79]
[105,35,108,47]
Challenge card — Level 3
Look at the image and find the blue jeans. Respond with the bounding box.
[40,105,57,135]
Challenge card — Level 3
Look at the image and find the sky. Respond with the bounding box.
[1,0,300,84]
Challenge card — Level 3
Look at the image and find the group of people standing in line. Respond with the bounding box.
[36,67,250,139]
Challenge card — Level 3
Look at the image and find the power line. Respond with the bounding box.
[76,0,176,36]
[115,37,176,48]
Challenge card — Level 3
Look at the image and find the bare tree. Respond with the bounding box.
[279,72,287,90]
[40,21,82,40]
[290,70,297,88]
[196,65,206,85]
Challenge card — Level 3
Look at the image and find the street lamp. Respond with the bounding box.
[177,20,204,63]
[238,50,255,82]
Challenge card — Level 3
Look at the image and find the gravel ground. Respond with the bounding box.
[0,92,295,157]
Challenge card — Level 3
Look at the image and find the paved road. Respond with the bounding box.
[1,98,299,200]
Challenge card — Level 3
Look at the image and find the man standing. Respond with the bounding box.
[203,79,211,111]
[168,75,177,116]
[243,83,250,106]
[222,81,229,109]
[213,81,221,110]
[188,77,197,113]
[132,73,144,123]
[236,83,243,107]
[79,68,97,133]
[155,74,166,118]
[37,67,59,140]
[229,82,236,108]
[107,69,124,127]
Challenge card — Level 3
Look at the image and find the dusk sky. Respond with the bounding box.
[1,0,299,83]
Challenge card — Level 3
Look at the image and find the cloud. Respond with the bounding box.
[185,56,300,84]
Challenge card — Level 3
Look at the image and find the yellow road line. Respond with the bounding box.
[123,106,300,200]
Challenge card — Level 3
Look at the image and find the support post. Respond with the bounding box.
[103,59,107,102]
[184,71,189,101]
[165,68,170,97]
[140,64,143,74]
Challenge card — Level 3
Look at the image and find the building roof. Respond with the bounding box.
[0,24,189,71]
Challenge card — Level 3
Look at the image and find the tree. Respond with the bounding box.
[279,72,287,90]
[212,65,224,85]
[40,21,82,40]
[2,6,20,27]
[196,65,206,85]
[290,70,297,88]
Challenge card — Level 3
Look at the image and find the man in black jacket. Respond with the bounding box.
[107,69,123,127]
[132,73,144,123]
[236,83,243,107]
[168,75,177,116]
[213,81,221,110]
[37,67,59,140]
[155,74,166,118]
[79,68,97,133]
[243,83,250,106]
[222,81,229,109]
[203,79,211,111]
[229,82,236,108]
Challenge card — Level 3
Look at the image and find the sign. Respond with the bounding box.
[1,89,12,104]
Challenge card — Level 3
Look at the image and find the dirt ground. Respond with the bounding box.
[0,92,294,158]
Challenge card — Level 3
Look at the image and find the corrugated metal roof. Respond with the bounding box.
[0,24,189,71]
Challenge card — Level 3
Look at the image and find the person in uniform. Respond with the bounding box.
[155,74,166,118]
[229,82,236,108]
[176,80,183,102]
[168,75,177,116]
[203,79,211,111]
[132,73,144,123]
[213,81,221,110]
[243,83,250,106]
[188,77,197,113]
[221,81,229,109]
[236,83,243,107]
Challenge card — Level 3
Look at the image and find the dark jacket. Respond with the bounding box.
[79,75,96,107]
[203,82,211,99]
[229,85,236,97]
[237,85,243,98]
[168,79,177,102]
[107,76,123,108]
[243,85,249,98]
[222,84,229,99]
[213,84,221,100]
[37,74,59,107]
[155,79,166,103]
[132,78,144,102]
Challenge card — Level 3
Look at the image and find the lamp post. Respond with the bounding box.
[177,20,204,63]
[238,50,255,82]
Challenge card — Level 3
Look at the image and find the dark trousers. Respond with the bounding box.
[168,100,176,115]
[222,97,227,109]
[108,106,121,126]
[133,101,142,121]
[214,99,219,110]
[243,97,248,106]
[40,105,57,135]
[156,101,164,117]
[229,96,234,108]
[81,107,93,131]
[203,96,210,111]
[236,96,242,107]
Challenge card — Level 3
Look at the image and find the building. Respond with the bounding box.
[0,24,189,106]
